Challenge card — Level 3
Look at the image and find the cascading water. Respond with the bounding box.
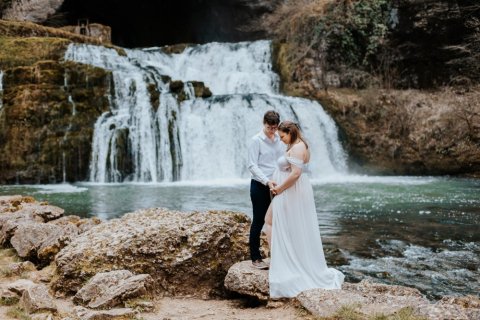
[64,41,347,183]
[0,70,4,110]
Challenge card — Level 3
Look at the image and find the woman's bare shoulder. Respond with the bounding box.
[289,142,307,158]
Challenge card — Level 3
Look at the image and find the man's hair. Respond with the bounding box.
[263,110,280,125]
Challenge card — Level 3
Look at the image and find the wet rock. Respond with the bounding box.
[190,81,212,98]
[73,306,136,320]
[53,208,250,298]
[20,284,57,314]
[74,270,154,309]
[224,260,269,301]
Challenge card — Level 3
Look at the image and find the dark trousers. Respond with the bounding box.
[249,179,271,261]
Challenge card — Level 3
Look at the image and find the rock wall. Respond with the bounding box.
[1,0,63,23]
[313,87,480,176]
[0,33,111,183]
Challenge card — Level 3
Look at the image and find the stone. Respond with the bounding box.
[37,222,79,261]
[20,284,57,313]
[73,306,136,320]
[74,270,154,309]
[11,223,63,259]
[5,261,37,276]
[224,260,269,301]
[0,211,43,246]
[53,208,251,297]
[7,279,36,295]
[31,313,54,320]
[297,287,427,318]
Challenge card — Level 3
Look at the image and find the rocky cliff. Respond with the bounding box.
[0,21,112,183]
[268,0,480,176]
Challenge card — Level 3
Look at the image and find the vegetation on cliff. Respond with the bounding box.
[264,0,480,89]
[0,20,112,184]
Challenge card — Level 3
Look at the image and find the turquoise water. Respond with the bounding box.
[1,175,479,299]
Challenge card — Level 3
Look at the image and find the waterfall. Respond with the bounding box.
[65,41,347,183]
[0,70,4,110]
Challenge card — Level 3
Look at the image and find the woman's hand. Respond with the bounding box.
[272,185,283,195]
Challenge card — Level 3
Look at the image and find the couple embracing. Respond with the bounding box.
[248,110,344,298]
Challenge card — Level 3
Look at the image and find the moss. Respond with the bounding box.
[0,36,71,69]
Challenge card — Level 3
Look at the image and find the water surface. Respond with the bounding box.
[1,175,479,299]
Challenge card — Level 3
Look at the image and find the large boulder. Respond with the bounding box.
[53,208,251,298]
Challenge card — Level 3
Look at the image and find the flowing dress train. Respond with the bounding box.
[269,155,344,298]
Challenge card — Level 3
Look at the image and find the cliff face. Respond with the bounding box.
[270,0,480,176]
[390,0,479,88]
[0,31,111,183]
[1,0,282,47]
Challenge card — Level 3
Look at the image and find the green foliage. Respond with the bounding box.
[317,0,390,68]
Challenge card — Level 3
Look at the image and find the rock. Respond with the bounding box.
[28,264,56,283]
[11,223,63,259]
[74,270,153,309]
[37,222,79,261]
[0,211,43,246]
[17,203,64,222]
[297,286,427,318]
[20,284,57,314]
[7,279,36,295]
[0,195,35,213]
[129,300,154,312]
[297,280,480,319]
[342,279,423,297]
[224,260,269,301]
[53,208,250,297]
[31,313,54,320]
[73,306,136,320]
[2,0,64,23]
[5,261,37,276]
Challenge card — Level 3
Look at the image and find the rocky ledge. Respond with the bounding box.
[225,260,480,320]
[0,195,479,319]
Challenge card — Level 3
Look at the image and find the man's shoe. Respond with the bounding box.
[252,259,269,270]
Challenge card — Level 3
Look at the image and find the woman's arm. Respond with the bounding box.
[272,144,305,194]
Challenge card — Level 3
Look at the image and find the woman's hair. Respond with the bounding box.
[263,110,280,126]
[278,121,309,149]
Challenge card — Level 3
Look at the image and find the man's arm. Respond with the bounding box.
[247,138,270,185]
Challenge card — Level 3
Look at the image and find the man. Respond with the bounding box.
[248,110,285,269]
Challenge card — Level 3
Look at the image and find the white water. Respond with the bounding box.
[65,41,348,183]
[0,70,4,110]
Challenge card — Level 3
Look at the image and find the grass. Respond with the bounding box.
[6,306,31,320]
[0,36,71,68]
[0,296,19,306]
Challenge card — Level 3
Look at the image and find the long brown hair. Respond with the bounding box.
[278,121,309,150]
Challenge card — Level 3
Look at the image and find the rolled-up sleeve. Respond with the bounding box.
[248,138,269,185]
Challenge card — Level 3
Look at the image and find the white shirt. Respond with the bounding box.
[248,130,286,185]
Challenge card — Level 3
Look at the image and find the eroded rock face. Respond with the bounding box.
[0,58,111,184]
[53,208,251,297]
[2,0,64,23]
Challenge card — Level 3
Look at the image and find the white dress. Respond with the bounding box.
[269,155,344,298]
